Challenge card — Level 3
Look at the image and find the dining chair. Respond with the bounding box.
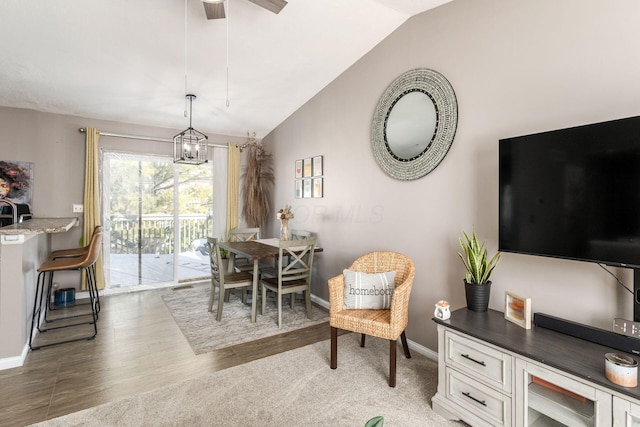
[328,251,415,387]
[290,229,311,240]
[207,237,254,321]
[228,227,261,272]
[261,238,316,328]
[281,230,313,304]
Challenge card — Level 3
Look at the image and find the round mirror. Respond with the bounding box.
[386,91,437,160]
[372,68,458,180]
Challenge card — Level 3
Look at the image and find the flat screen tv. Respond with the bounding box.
[499,115,640,269]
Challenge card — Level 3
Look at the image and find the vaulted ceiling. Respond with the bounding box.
[0,0,452,138]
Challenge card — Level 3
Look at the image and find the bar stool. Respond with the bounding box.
[50,225,102,259]
[29,231,102,350]
[49,226,102,313]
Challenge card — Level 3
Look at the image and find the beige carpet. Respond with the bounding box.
[32,334,459,427]
[162,283,329,354]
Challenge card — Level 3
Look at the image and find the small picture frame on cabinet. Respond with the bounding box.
[504,291,531,329]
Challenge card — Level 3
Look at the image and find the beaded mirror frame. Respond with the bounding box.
[371,68,458,181]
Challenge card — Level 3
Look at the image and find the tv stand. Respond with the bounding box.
[432,308,640,426]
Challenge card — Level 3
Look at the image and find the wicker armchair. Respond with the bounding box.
[328,251,415,387]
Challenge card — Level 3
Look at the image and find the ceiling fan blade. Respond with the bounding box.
[202,1,225,19]
[247,0,287,14]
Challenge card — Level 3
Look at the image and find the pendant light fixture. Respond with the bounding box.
[173,94,208,165]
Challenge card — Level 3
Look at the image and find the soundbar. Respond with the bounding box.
[534,312,640,356]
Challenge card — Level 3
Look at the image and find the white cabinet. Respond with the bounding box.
[515,359,611,427]
[613,397,640,427]
[433,312,640,427]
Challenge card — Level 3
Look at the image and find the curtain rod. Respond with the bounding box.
[78,127,229,149]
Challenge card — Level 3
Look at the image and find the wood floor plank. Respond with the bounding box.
[0,285,331,426]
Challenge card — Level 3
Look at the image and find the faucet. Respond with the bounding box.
[0,199,18,224]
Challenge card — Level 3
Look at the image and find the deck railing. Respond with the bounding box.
[109,214,212,254]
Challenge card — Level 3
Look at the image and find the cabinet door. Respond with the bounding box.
[517,361,612,427]
[613,396,640,427]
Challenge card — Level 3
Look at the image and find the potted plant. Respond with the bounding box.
[458,230,500,312]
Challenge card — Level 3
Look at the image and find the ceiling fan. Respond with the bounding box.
[202,0,287,20]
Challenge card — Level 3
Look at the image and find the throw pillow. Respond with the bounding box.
[342,269,396,310]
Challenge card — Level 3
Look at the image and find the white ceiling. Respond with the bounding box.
[0,0,452,139]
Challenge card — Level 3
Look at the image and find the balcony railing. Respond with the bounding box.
[109,214,212,255]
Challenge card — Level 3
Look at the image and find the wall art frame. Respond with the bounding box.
[295,179,303,199]
[303,158,312,177]
[295,159,303,178]
[312,178,323,198]
[313,155,323,177]
[303,179,312,198]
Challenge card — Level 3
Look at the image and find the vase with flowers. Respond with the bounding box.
[277,205,294,240]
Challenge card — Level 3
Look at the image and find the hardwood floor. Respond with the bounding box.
[0,286,331,426]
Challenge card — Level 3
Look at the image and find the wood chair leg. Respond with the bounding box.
[389,339,397,387]
[305,291,312,319]
[208,283,215,312]
[330,326,338,369]
[401,331,411,359]
[360,333,366,347]
[216,286,224,321]
[276,292,282,328]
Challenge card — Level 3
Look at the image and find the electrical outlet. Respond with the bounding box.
[613,318,640,339]
[72,204,84,213]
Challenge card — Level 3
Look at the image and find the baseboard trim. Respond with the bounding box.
[0,344,28,370]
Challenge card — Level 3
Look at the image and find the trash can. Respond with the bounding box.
[54,288,76,306]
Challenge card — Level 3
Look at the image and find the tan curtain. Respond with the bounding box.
[83,128,105,290]
[226,143,241,238]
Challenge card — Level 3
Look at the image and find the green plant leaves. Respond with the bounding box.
[458,230,500,285]
[365,416,384,427]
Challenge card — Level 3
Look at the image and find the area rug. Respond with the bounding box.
[32,335,459,427]
[162,283,329,354]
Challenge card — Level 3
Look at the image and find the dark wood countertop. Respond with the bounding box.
[434,308,640,401]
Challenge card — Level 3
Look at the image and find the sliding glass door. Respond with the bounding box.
[102,152,213,289]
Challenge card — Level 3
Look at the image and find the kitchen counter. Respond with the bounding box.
[0,216,79,368]
[0,217,78,236]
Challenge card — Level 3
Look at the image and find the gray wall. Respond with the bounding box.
[0,107,236,253]
[263,0,640,351]
[2,0,640,354]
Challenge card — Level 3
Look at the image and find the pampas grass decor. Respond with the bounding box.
[242,142,275,229]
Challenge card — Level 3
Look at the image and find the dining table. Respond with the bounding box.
[218,238,323,323]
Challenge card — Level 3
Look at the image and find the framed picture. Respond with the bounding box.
[312,178,323,198]
[303,179,312,198]
[0,160,33,205]
[295,180,303,199]
[504,291,532,329]
[303,158,312,177]
[295,159,303,178]
[313,155,323,177]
